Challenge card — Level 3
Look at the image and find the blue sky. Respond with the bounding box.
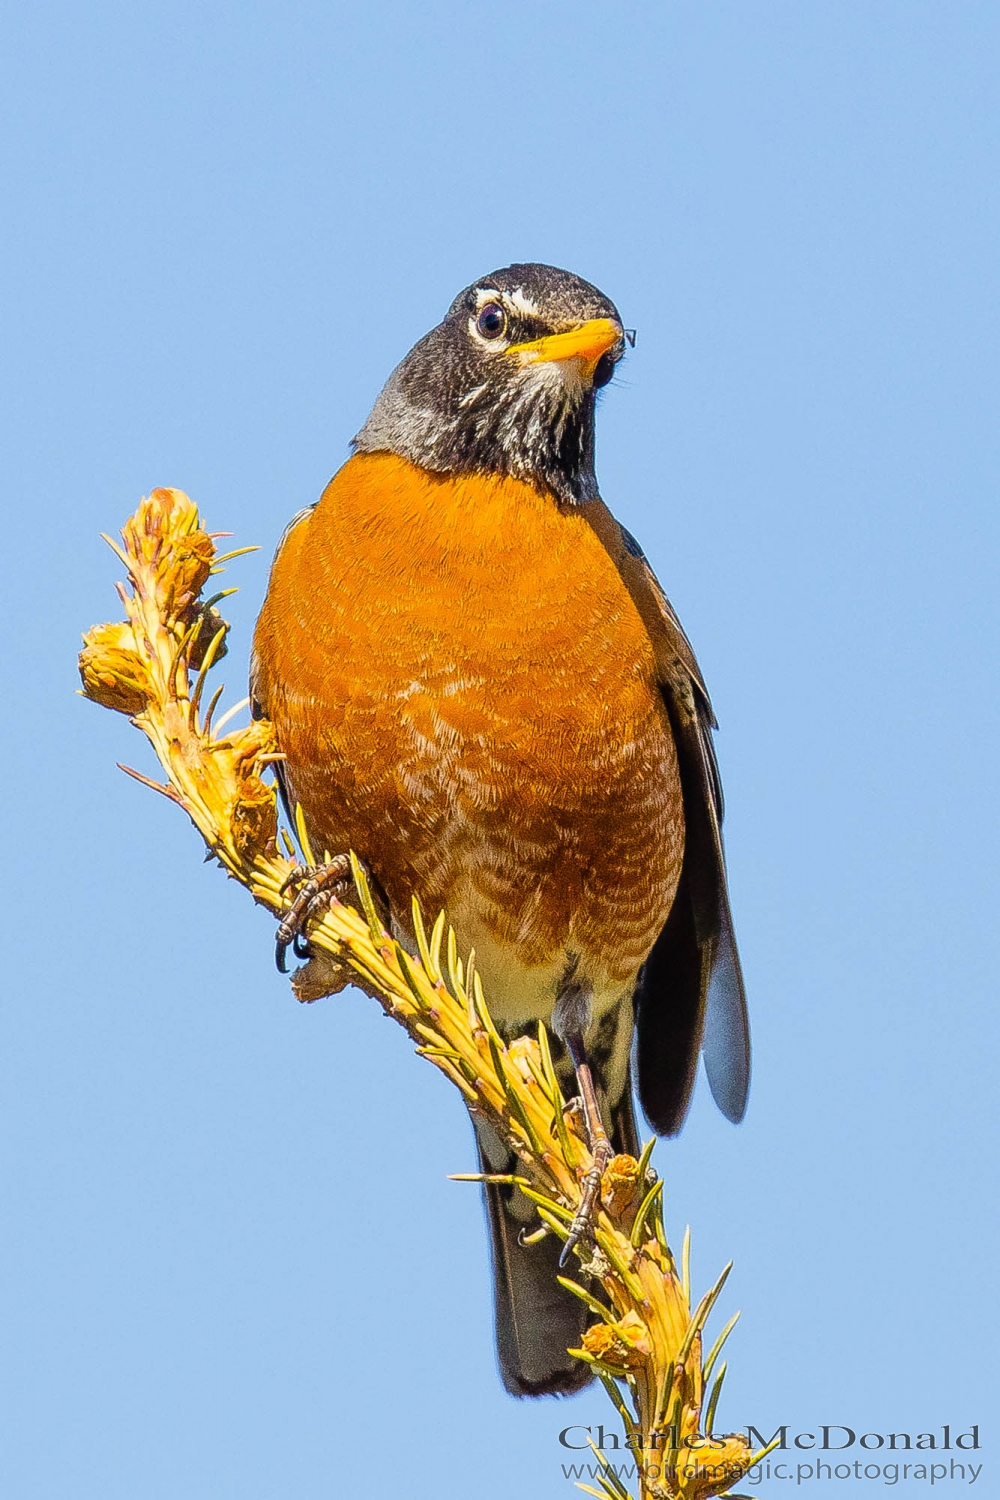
[2,2,997,1496]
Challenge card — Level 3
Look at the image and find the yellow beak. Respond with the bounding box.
[505,316,623,374]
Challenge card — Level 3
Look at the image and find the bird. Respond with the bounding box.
[250,262,749,1398]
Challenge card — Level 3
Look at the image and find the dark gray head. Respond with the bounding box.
[353,263,626,505]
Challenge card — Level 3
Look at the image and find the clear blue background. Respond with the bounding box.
[2,2,997,1496]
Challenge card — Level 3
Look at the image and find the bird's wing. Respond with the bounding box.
[580,500,750,1135]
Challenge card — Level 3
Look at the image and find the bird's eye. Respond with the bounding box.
[476,303,506,339]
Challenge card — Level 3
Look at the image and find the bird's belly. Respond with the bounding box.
[385,696,683,1027]
[284,683,682,1016]
[254,455,684,1016]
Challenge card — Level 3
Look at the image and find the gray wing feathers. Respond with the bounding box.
[683,688,750,1123]
[584,502,751,1128]
[703,903,750,1122]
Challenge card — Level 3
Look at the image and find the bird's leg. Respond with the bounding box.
[559,1029,615,1267]
[275,854,354,973]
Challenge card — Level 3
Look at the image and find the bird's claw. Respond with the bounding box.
[559,1138,614,1267]
[562,1095,586,1129]
[557,1035,615,1267]
[275,854,353,973]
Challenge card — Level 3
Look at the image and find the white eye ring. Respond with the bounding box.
[475,302,507,340]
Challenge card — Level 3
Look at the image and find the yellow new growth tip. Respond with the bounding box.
[79,489,765,1500]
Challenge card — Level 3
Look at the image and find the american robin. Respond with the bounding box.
[251,263,749,1396]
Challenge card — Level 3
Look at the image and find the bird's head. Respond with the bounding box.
[353,263,627,505]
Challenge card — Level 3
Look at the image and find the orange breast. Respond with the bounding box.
[253,452,683,999]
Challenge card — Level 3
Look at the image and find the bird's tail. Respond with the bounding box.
[475,1074,639,1396]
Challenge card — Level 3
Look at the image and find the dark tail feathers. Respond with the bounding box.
[476,1081,638,1396]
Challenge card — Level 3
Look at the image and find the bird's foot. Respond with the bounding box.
[562,1095,587,1134]
[560,1135,615,1267]
[275,854,353,973]
[558,1034,616,1267]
